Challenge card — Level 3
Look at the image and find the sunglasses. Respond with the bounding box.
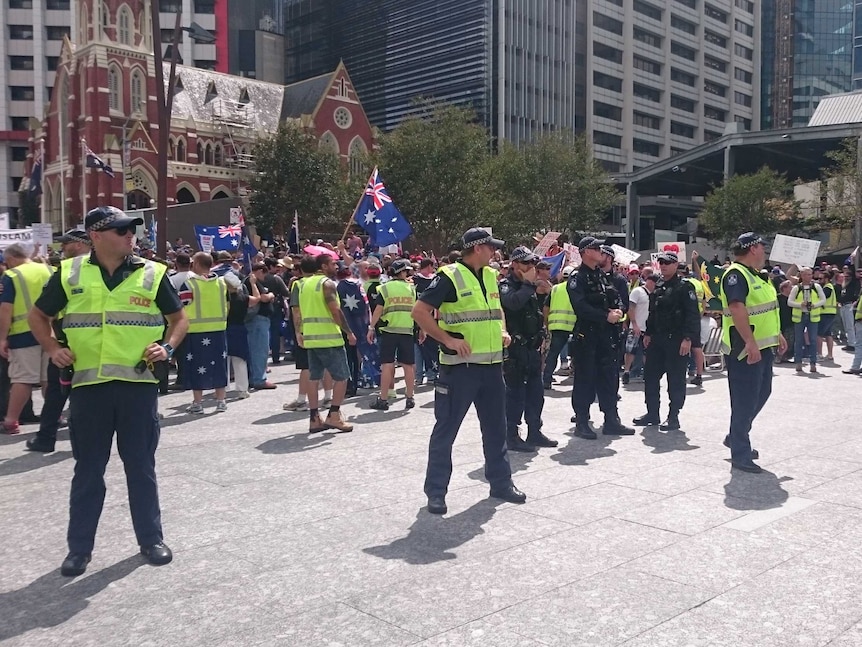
[515,259,538,265]
[103,226,133,236]
[658,259,676,266]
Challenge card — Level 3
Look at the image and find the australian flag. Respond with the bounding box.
[83,143,115,178]
[29,151,42,197]
[194,225,242,252]
[352,167,411,247]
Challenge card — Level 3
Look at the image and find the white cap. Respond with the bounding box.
[562,265,575,277]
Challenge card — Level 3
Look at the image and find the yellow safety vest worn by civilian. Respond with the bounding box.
[186,274,228,333]
[547,282,577,332]
[299,274,343,348]
[790,284,822,323]
[856,295,862,321]
[686,277,706,315]
[6,261,52,336]
[378,279,416,335]
[821,284,837,315]
[60,255,167,388]
[437,263,503,365]
[719,262,781,359]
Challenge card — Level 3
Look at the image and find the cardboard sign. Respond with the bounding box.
[229,207,243,226]
[31,223,54,251]
[0,228,33,250]
[533,231,561,257]
[657,241,686,261]
[611,244,640,266]
[769,234,821,268]
[650,253,660,273]
[563,243,581,267]
[199,235,214,253]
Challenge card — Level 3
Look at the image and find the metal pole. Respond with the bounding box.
[81,137,87,221]
[58,91,65,232]
[856,134,862,259]
[39,138,46,224]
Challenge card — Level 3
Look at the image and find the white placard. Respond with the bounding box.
[199,235,214,253]
[31,223,53,251]
[0,213,10,229]
[650,253,660,272]
[229,207,243,225]
[0,228,33,250]
[657,241,687,261]
[769,234,821,268]
[563,243,582,267]
[610,244,640,265]
[533,231,561,257]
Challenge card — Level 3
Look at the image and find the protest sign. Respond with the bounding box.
[769,234,821,268]
[0,228,33,250]
[657,241,687,260]
[563,243,581,267]
[31,223,53,251]
[611,244,640,265]
[533,232,561,257]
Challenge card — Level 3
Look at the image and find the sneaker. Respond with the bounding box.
[236,391,251,400]
[369,397,389,411]
[405,397,415,410]
[690,375,703,387]
[187,402,204,414]
[283,399,309,411]
[0,421,20,435]
[621,372,630,385]
[215,401,227,413]
[254,381,278,390]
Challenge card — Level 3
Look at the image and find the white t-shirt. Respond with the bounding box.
[629,286,650,331]
[700,315,718,345]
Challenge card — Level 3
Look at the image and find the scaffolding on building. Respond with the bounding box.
[211,98,255,197]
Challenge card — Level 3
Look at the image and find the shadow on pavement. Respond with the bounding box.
[0,451,72,477]
[256,433,335,454]
[349,409,411,424]
[251,411,310,426]
[0,555,144,642]
[362,499,501,565]
[551,428,616,466]
[723,468,791,511]
[466,450,536,482]
[640,427,700,454]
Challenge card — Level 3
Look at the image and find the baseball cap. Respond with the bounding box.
[578,236,604,252]
[733,232,765,252]
[510,246,539,263]
[657,251,679,263]
[59,228,90,245]
[536,260,551,269]
[628,264,640,274]
[217,251,233,262]
[390,258,412,274]
[461,228,505,250]
[85,206,143,232]
[562,265,575,277]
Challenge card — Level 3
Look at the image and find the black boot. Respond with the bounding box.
[660,412,681,431]
[526,429,559,448]
[574,421,597,439]
[507,431,536,452]
[603,416,636,435]
[632,412,660,426]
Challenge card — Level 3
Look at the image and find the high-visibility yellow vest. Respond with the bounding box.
[437,263,503,365]
[720,262,781,359]
[686,277,705,315]
[186,274,227,333]
[60,255,167,388]
[6,262,52,336]
[299,274,342,348]
[548,282,577,332]
[821,284,837,315]
[378,279,415,335]
[856,296,862,321]
[790,284,822,323]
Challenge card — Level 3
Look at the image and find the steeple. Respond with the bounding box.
[76,0,151,50]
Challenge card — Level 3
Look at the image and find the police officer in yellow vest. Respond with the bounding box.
[719,232,786,473]
[542,265,577,390]
[368,258,417,411]
[0,243,52,434]
[29,206,188,577]
[412,228,526,515]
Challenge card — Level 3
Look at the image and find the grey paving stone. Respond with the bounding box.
[616,489,748,535]
[519,481,667,526]
[415,620,545,646]
[610,459,731,496]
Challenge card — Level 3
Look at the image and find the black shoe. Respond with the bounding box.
[723,436,759,460]
[369,397,389,411]
[527,431,559,448]
[843,369,862,375]
[660,415,681,431]
[60,552,91,576]
[25,438,55,453]
[843,346,856,352]
[731,460,763,474]
[574,421,597,440]
[603,419,636,435]
[571,415,577,423]
[507,435,536,453]
[427,496,447,515]
[632,413,660,426]
[690,375,703,386]
[405,397,415,410]
[489,484,527,504]
[140,542,173,565]
[621,372,630,385]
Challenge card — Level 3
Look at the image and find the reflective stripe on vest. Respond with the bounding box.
[437,264,504,365]
[299,274,343,348]
[60,257,167,388]
[790,285,822,323]
[6,262,52,335]
[719,263,781,359]
[686,277,705,315]
[187,275,228,333]
[378,279,416,335]
[548,283,577,332]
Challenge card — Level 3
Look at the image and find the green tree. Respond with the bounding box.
[248,123,342,235]
[377,103,494,252]
[488,131,619,243]
[699,167,801,250]
[818,137,862,241]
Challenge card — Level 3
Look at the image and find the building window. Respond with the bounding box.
[734,19,754,36]
[633,112,661,129]
[704,81,727,97]
[160,0,181,11]
[10,117,29,131]
[9,0,32,8]
[600,160,621,173]
[734,115,752,129]
[671,68,696,86]
[46,0,69,7]
[703,30,727,48]
[671,94,696,112]
[734,43,753,60]
[593,131,622,148]
[674,0,697,8]
[734,67,753,83]
[193,0,215,12]
[108,65,121,111]
[161,29,182,43]
[130,68,144,113]
[348,137,367,177]
[195,61,217,71]
[9,25,34,39]
[633,55,662,75]
[633,0,662,21]
[118,6,132,45]
[703,3,727,22]
[704,55,727,72]
[704,105,726,121]
[734,91,752,107]
[214,143,223,166]
[10,56,33,70]
[46,56,59,71]
[734,0,754,12]
[593,12,623,35]
[176,138,186,162]
[205,143,214,165]
[10,86,34,101]
[633,82,661,102]
[671,15,697,35]
[633,138,661,156]
[671,41,696,61]
[319,131,339,155]
[46,26,69,40]
[670,121,696,138]
[633,27,662,48]
[333,106,352,129]
[704,130,722,141]
[594,71,623,92]
[196,141,203,164]
[593,101,622,121]
[11,147,27,161]
[593,42,623,64]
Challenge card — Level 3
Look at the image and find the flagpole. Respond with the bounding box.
[294,210,299,247]
[81,138,87,222]
[39,138,46,224]
[341,166,376,242]
[58,118,65,232]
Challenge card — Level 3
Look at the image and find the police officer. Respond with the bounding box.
[412,228,526,515]
[500,246,558,452]
[632,251,700,431]
[28,206,189,576]
[719,232,786,473]
[568,237,635,439]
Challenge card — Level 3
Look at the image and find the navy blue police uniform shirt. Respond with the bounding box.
[721,267,749,305]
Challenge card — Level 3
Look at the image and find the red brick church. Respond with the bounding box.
[26,0,375,231]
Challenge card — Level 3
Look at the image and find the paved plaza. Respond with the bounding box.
[2,357,862,646]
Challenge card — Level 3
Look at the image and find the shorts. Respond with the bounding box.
[308,345,349,381]
[818,314,836,337]
[379,332,415,365]
[690,334,702,349]
[294,343,309,370]
[8,345,49,384]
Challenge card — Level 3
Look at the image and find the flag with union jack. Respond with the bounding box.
[83,142,115,179]
[352,167,411,247]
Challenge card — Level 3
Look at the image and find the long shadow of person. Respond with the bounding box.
[466,451,536,483]
[551,429,617,467]
[362,499,500,565]
[723,467,791,511]
[640,427,700,454]
[256,432,335,455]
[0,555,143,642]
[0,451,72,477]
